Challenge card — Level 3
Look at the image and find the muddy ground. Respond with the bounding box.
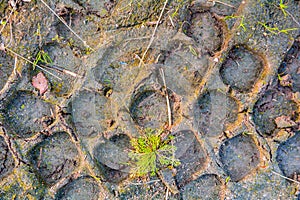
[0,0,300,199]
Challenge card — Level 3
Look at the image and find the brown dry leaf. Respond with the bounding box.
[32,72,49,95]
[275,115,297,128]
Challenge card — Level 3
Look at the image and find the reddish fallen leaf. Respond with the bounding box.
[32,72,48,95]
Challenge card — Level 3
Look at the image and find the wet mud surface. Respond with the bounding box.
[0,0,300,199]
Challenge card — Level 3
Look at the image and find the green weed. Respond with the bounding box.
[0,20,6,25]
[188,45,198,57]
[224,15,247,31]
[279,0,288,17]
[258,21,298,35]
[51,34,64,43]
[128,128,180,177]
[242,132,253,136]
[225,176,231,183]
[34,23,41,37]
[33,50,52,70]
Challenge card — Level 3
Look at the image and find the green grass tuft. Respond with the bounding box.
[128,128,180,177]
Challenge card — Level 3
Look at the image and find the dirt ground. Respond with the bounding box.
[0,0,300,199]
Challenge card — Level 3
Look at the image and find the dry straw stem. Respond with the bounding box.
[46,64,83,78]
[0,0,17,34]
[160,68,172,128]
[271,170,300,185]
[138,0,169,67]
[0,0,18,47]
[39,0,94,51]
[3,46,62,80]
[128,179,161,186]
[210,0,235,8]
[285,10,300,28]
[2,45,81,79]
[165,188,169,200]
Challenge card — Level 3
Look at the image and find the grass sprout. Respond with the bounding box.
[224,15,247,31]
[33,50,53,70]
[128,128,180,177]
[279,0,288,17]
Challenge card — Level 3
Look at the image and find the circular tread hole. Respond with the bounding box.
[55,176,100,200]
[130,90,168,129]
[3,91,54,138]
[253,89,298,137]
[28,132,80,185]
[219,134,260,181]
[174,130,208,188]
[276,132,300,179]
[180,174,223,200]
[93,134,130,183]
[194,90,239,137]
[220,45,264,92]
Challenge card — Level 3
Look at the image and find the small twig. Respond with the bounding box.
[0,126,27,166]
[286,10,300,28]
[134,53,144,63]
[45,64,83,78]
[209,0,235,8]
[124,36,151,41]
[4,47,62,80]
[13,56,19,76]
[138,0,168,67]
[168,15,175,28]
[39,0,94,51]
[1,13,14,48]
[165,188,169,200]
[150,191,160,199]
[129,179,161,185]
[271,170,300,185]
[7,19,13,47]
[37,147,43,168]
[160,68,172,128]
